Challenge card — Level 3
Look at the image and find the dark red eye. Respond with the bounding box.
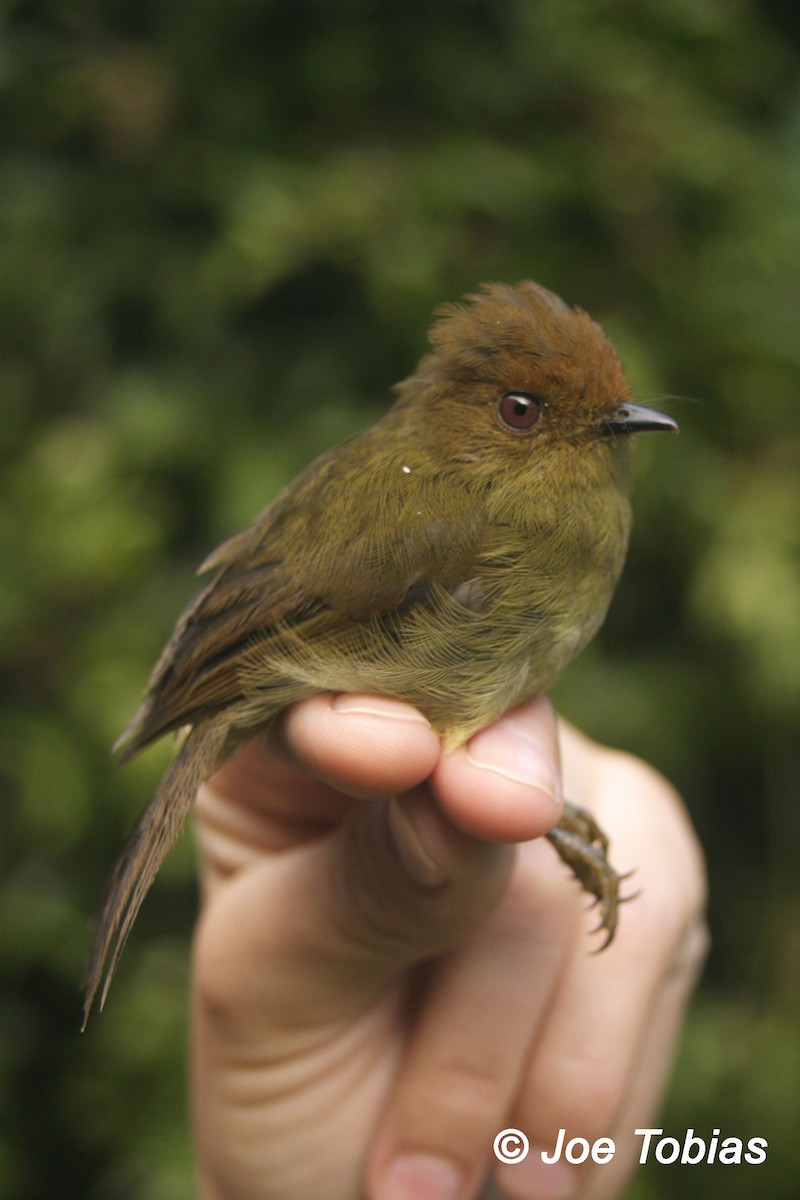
[497,391,541,431]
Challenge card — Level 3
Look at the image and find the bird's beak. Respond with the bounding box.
[602,402,679,435]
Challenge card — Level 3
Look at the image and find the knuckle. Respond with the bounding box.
[397,1059,508,1148]
[667,914,711,986]
[530,1047,626,1145]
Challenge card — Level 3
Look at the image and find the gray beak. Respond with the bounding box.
[602,402,679,435]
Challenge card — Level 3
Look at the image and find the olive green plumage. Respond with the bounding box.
[84,280,676,1024]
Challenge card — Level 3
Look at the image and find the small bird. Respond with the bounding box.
[83,280,677,1024]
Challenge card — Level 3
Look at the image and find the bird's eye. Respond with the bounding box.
[496,391,541,431]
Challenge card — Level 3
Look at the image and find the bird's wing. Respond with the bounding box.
[118,448,489,756]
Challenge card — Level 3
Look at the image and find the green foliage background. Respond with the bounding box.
[2,1,799,1196]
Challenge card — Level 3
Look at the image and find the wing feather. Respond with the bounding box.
[118,437,492,759]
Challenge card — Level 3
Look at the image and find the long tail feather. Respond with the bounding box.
[82,722,227,1028]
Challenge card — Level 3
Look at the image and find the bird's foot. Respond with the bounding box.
[545,800,637,949]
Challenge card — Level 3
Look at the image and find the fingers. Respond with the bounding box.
[280,693,442,800]
[494,916,708,1200]
[194,694,444,888]
[281,692,563,844]
[364,724,707,1200]
[433,696,564,843]
[494,727,708,1200]
[197,692,563,892]
[195,695,706,1200]
[194,694,565,1033]
[365,839,582,1200]
[193,789,514,1033]
[193,704,519,1028]
[578,920,709,1200]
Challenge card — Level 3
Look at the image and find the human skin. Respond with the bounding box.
[191,693,707,1200]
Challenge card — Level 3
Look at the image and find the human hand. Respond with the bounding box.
[191,694,707,1200]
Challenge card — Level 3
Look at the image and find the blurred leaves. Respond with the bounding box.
[691,451,800,716]
[2,0,799,1196]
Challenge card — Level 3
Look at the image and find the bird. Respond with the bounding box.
[83,279,677,1025]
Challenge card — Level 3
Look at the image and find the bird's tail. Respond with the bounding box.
[82,722,227,1028]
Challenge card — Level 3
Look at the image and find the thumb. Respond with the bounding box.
[326,787,515,977]
[192,788,514,1037]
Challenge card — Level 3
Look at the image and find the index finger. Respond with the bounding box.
[194,694,442,889]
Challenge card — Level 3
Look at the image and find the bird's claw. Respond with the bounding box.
[545,801,636,949]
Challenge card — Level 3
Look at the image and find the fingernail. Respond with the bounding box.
[376,1152,462,1200]
[466,717,560,802]
[388,796,451,888]
[332,694,431,725]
